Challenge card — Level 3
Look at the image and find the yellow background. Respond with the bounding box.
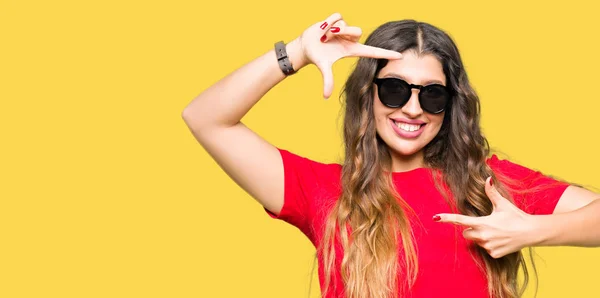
[2,0,599,297]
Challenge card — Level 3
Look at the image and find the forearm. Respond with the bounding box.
[534,199,600,247]
[182,38,307,130]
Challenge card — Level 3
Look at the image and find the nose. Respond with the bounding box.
[400,89,423,117]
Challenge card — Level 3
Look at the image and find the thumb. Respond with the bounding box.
[318,62,334,99]
[485,176,507,208]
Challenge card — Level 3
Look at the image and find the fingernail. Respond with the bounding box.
[432,215,441,222]
[320,22,328,30]
[320,35,327,42]
[330,27,340,33]
[490,177,494,186]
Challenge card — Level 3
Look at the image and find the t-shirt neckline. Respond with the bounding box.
[389,167,432,176]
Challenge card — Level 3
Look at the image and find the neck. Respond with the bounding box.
[390,150,425,172]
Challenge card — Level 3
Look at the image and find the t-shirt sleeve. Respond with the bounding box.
[264,148,342,239]
[486,154,570,215]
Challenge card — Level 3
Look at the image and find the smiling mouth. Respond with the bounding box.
[392,120,426,132]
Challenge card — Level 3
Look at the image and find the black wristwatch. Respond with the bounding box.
[274,41,296,76]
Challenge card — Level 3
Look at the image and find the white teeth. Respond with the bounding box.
[396,122,421,132]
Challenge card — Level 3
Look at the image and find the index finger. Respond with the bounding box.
[434,213,482,227]
[348,44,402,60]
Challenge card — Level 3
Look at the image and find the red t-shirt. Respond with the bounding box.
[264,148,569,298]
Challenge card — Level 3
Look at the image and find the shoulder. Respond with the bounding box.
[485,154,566,185]
[485,154,539,180]
[485,154,555,190]
[485,154,570,214]
[277,148,343,193]
[271,148,343,235]
[278,148,342,177]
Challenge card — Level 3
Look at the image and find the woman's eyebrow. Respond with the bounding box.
[381,72,445,85]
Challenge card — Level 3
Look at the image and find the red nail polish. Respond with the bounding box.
[320,22,328,30]
[320,35,327,42]
[433,215,441,222]
[490,179,494,186]
[330,27,340,33]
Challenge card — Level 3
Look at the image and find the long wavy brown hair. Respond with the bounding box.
[310,20,539,298]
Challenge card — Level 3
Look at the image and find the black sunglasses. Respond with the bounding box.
[373,77,452,114]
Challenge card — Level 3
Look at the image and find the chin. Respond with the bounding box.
[389,143,423,157]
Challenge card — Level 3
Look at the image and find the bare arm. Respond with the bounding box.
[534,186,600,247]
[435,178,600,259]
[181,37,308,216]
[182,13,403,216]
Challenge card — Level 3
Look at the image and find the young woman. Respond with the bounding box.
[182,13,600,298]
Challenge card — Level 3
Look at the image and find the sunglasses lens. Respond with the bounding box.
[420,85,450,114]
[378,79,410,108]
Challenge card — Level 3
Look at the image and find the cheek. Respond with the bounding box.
[429,113,445,130]
[421,114,445,140]
[375,115,395,139]
[373,100,388,128]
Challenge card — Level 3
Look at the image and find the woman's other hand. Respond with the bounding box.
[433,177,539,259]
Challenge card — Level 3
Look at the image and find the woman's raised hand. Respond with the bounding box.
[292,13,403,99]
